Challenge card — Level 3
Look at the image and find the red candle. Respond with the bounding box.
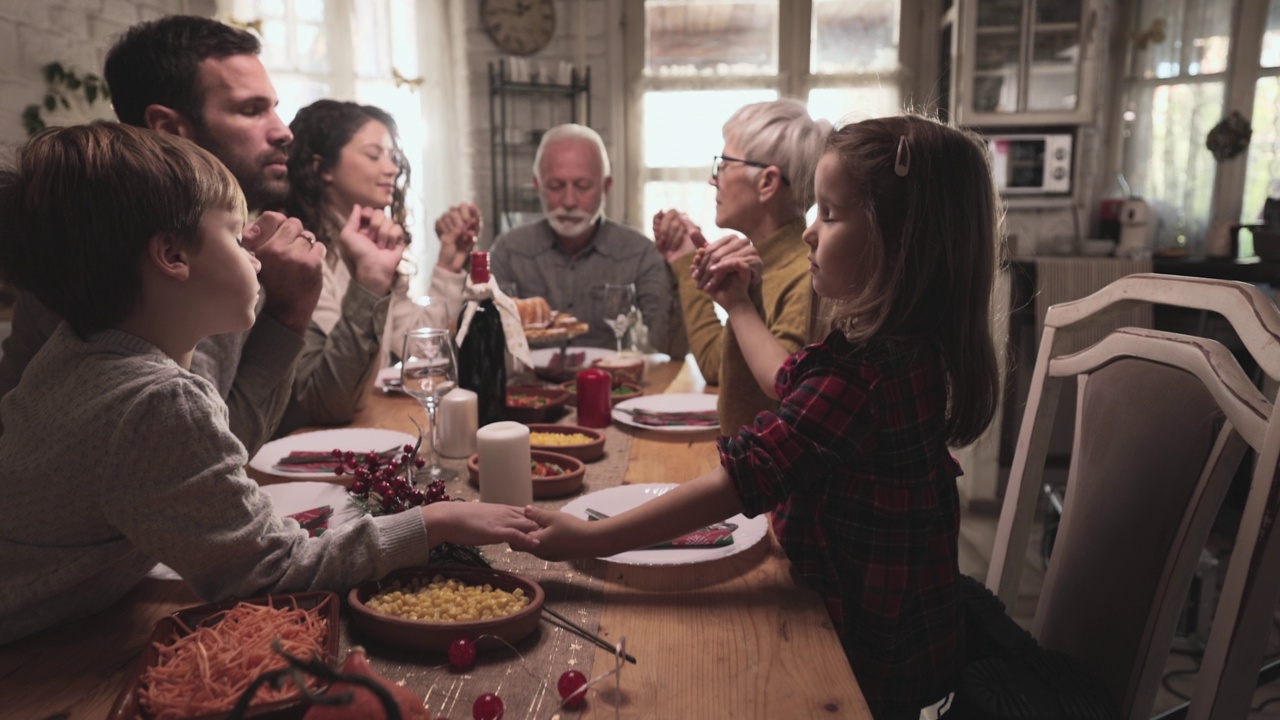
[575,368,613,428]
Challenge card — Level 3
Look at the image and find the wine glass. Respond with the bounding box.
[401,328,459,482]
[602,283,637,354]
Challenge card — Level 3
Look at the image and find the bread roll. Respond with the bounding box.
[515,296,552,328]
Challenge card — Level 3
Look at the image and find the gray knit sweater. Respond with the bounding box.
[0,325,430,645]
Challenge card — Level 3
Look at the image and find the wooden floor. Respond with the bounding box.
[958,509,1280,718]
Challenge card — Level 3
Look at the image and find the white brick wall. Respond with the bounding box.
[0,0,215,144]
[464,0,626,244]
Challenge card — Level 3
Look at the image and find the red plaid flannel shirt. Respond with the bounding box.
[719,331,963,717]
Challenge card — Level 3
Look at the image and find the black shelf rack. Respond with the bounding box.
[488,59,592,235]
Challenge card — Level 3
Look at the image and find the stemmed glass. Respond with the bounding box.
[401,328,459,482]
[602,283,637,354]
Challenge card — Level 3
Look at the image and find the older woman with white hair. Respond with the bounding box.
[654,99,830,436]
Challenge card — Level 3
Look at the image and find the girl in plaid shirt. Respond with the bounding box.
[527,115,1001,719]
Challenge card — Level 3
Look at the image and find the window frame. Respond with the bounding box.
[620,0,925,229]
[1111,0,1276,238]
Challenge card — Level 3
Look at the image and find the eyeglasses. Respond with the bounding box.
[712,155,791,186]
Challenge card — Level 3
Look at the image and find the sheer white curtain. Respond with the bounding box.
[1119,0,1229,254]
[217,0,474,297]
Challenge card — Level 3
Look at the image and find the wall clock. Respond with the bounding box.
[481,0,556,57]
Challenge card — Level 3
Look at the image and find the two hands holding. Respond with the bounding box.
[445,503,665,562]
[653,209,763,312]
[338,200,483,295]
[242,201,482,335]
[434,202,482,274]
[428,503,591,561]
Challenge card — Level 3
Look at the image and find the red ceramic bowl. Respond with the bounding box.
[524,423,606,462]
[108,591,340,720]
[559,379,643,407]
[505,384,570,423]
[467,449,586,497]
[347,566,545,653]
[590,354,646,384]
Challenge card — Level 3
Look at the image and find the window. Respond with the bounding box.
[624,0,912,236]
[1119,0,1280,254]
[219,0,471,296]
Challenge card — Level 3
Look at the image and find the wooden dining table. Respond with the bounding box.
[0,355,867,720]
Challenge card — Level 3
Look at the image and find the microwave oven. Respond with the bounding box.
[986,133,1073,195]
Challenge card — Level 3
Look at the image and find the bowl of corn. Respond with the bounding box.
[523,423,605,462]
[347,566,545,653]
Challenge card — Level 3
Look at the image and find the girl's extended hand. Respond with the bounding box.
[422,501,541,552]
[522,506,595,561]
[434,202,481,273]
[653,209,707,264]
[339,204,407,296]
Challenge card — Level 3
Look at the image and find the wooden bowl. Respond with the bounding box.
[467,449,586,497]
[524,423,606,462]
[108,592,340,720]
[559,379,643,407]
[505,384,569,423]
[348,566,544,654]
[591,354,646,384]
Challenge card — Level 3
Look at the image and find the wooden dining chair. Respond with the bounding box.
[982,273,1280,720]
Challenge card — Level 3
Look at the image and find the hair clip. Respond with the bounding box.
[894,135,911,177]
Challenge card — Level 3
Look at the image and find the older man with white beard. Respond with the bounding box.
[489,124,686,354]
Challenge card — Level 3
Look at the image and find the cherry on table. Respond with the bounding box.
[448,637,477,671]
[558,669,588,708]
[471,692,503,720]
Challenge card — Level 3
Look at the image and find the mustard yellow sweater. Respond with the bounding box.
[672,219,814,435]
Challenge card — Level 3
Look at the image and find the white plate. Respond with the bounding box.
[147,482,361,580]
[374,366,404,393]
[261,481,362,528]
[612,393,719,433]
[559,484,768,566]
[249,428,417,480]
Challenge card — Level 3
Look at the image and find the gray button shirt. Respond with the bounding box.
[489,219,687,355]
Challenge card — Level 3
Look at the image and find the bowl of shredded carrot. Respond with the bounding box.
[348,566,545,654]
[108,591,339,720]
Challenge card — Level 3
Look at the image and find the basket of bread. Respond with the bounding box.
[515,297,590,345]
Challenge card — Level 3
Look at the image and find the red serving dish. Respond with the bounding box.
[108,591,340,720]
[347,566,545,653]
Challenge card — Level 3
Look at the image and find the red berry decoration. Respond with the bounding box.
[472,692,503,720]
[558,669,588,708]
[448,637,477,671]
[335,439,448,517]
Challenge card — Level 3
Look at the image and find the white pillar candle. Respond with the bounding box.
[435,388,478,458]
[475,421,533,506]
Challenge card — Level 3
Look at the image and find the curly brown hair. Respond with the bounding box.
[284,99,412,246]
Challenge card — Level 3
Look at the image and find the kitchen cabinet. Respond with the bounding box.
[940,0,1099,126]
[488,59,591,234]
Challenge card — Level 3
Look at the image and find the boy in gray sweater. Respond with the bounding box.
[0,124,539,645]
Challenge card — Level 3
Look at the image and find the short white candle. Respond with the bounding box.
[435,388,478,458]
[475,421,533,506]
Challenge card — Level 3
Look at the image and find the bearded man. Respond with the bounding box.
[488,124,686,354]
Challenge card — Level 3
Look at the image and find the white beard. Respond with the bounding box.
[543,203,603,240]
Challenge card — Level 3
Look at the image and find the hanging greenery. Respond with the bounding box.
[21,62,112,136]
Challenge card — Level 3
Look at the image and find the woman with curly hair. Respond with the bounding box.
[279,99,479,432]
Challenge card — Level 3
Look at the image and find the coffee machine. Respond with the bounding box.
[1116,198,1158,257]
